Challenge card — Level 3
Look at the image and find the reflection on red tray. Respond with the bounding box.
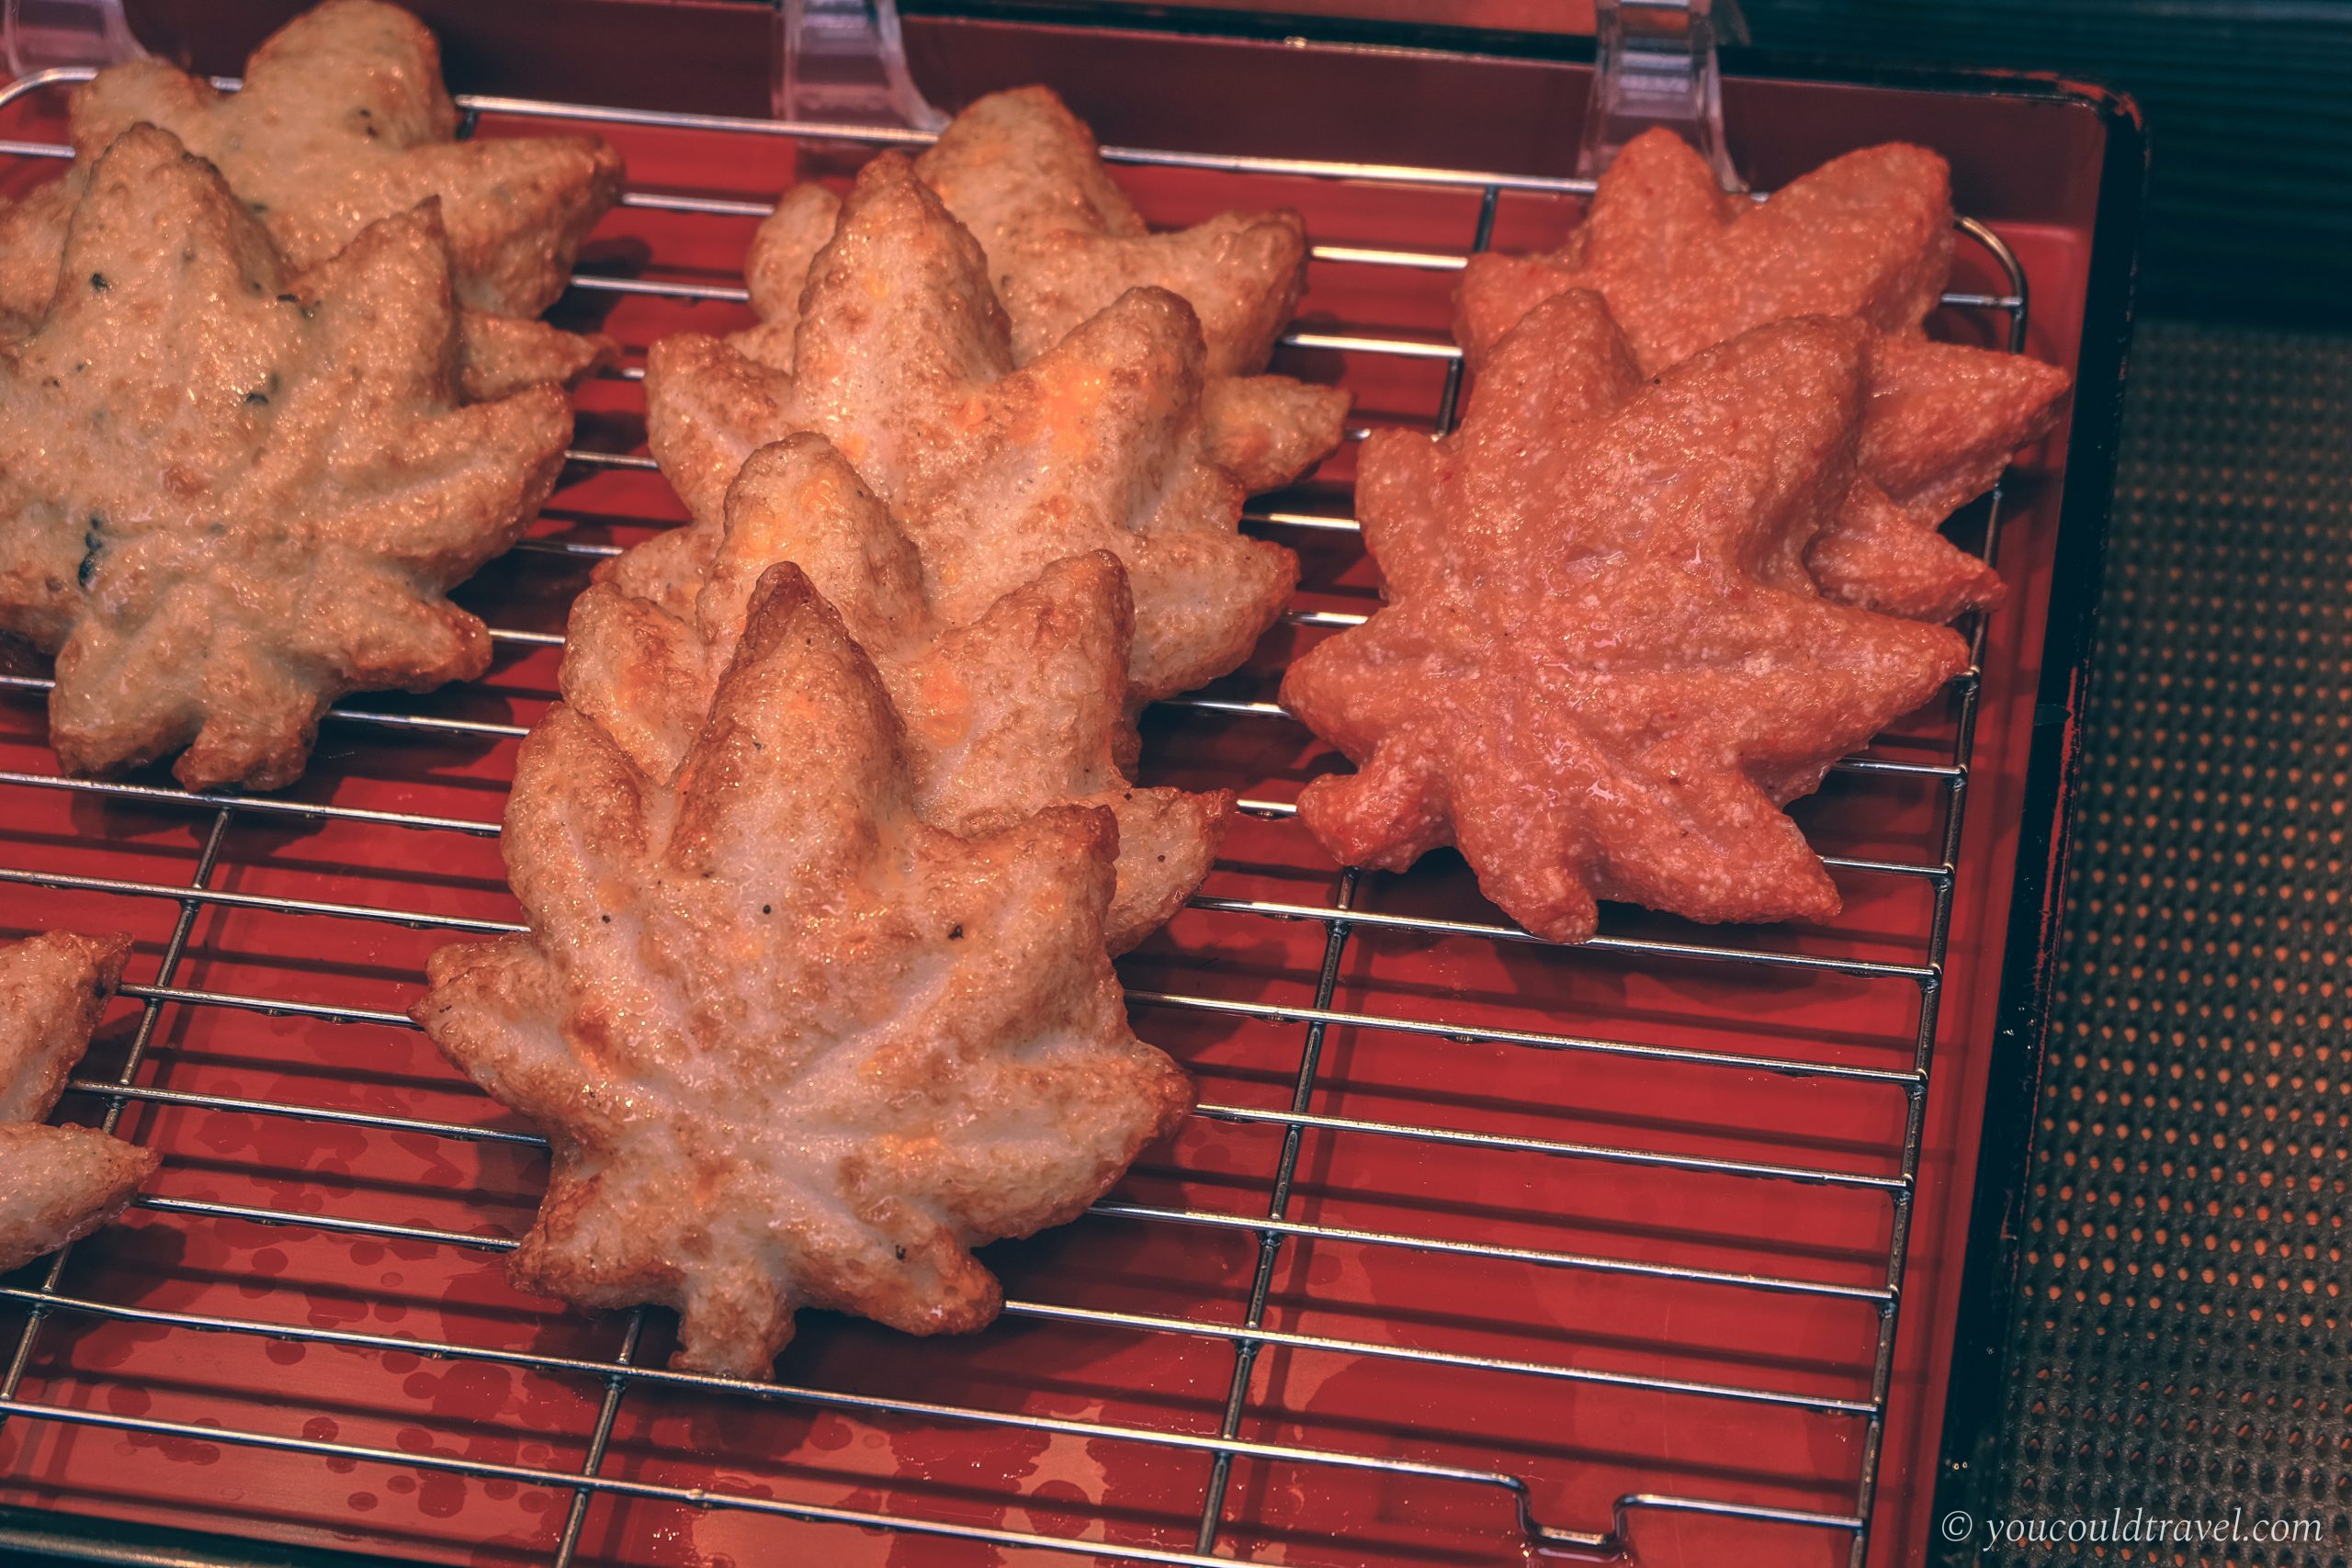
[0,25,2139,1568]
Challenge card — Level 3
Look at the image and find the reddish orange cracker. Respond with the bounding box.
[1283,291,1970,944]
[1455,129,2071,623]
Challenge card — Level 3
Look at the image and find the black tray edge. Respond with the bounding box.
[1926,72,2150,1566]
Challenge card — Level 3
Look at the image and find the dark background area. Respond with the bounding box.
[1740,0,2352,326]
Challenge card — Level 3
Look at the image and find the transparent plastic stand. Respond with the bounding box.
[1,0,164,78]
[1577,0,1744,189]
[5,0,939,128]
[775,0,943,131]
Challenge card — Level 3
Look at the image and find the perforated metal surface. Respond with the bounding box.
[1986,321,2352,1564]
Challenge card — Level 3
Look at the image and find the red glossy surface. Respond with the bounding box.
[0,48,2113,1568]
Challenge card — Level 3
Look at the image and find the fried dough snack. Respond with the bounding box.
[415,563,1192,1377]
[1,931,155,1274]
[0,0,620,329]
[0,200,615,400]
[1454,130,2072,621]
[581,434,1232,951]
[0,127,571,790]
[1283,293,1971,943]
[449,310,615,402]
[742,86,1344,489]
[649,152,1296,702]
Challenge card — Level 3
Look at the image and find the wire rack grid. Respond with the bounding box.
[0,63,2033,1568]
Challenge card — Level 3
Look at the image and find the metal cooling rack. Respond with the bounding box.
[0,65,2030,1568]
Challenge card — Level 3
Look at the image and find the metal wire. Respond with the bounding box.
[0,65,2035,1568]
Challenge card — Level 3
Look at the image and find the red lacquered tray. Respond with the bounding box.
[0,16,2143,1568]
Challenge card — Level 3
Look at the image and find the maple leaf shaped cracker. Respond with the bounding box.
[0,190,613,401]
[571,433,1234,952]
[1,931,156,1274]
[1282,291,1970,944]
[415,562,1193,1376]
[1453,129,2071,622]
[0,127,571,790]
[0,203,614,402]
[648,152,1297,703]
[0,0,621,328]
[741,86,1345,491]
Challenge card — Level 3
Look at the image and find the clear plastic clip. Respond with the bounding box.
[1577,0,1745,190]
[774,0,944,131]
